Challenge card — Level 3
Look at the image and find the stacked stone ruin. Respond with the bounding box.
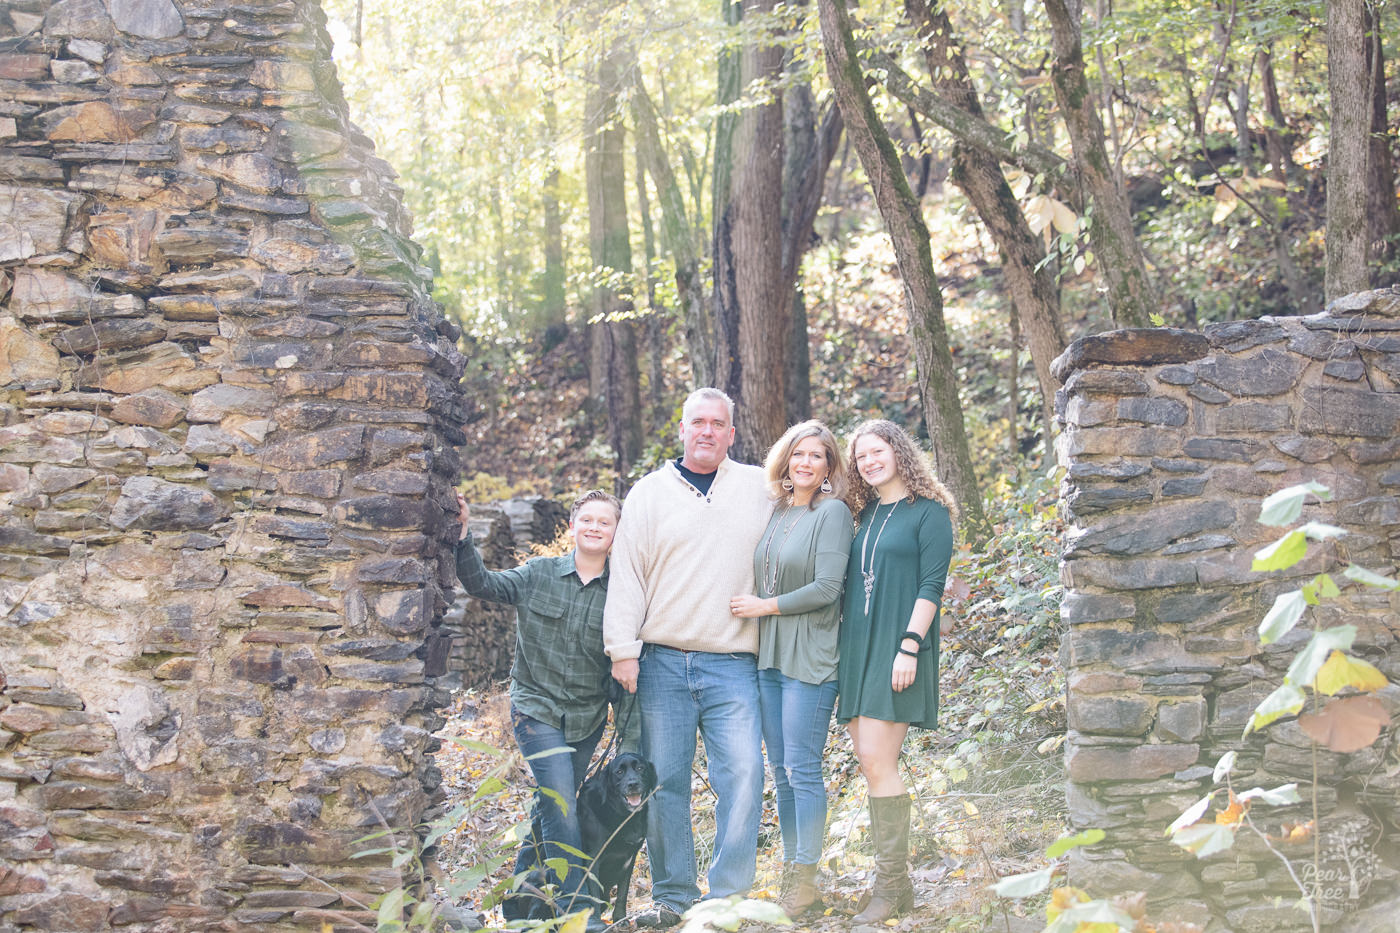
[1,0,471,928]
[1055,288,1400,932]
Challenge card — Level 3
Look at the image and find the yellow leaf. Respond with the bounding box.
[1050,199,1078,235]
[1026,195,1051,235]
[963,799,979,816]
[1211,185,1238,224]
[1047,886,1090,921]
[1214,792,1247,826]
[1314,650,1389,695]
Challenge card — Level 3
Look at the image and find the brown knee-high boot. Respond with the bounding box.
[853,794,913,924]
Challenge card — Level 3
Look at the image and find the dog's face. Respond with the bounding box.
[606,752,657,811]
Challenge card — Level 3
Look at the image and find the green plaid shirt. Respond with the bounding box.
[456,535,617,743]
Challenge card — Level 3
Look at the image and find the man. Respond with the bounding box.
[605,388,774,928]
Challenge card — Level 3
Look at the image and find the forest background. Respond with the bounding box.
[315,0,1397,926]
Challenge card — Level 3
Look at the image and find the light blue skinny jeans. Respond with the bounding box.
[757,668,837,865]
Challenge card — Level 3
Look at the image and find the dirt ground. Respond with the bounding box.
[426,689,1062,933]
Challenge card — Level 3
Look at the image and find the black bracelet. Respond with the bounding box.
[901,632,923,647]
[897,645,919,658]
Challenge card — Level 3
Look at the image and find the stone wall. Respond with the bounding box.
[438,496,569,691]
[1055,288,1400,932]
[0,1,468,929]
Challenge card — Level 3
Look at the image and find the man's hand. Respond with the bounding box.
[455,490,470,541]
[612,658,639,694]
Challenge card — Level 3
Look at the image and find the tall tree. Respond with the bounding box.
[903,0,1067,404]
[1363,3,1400,267]
[1325,0,1370,299]
[816,0,989,541]
[1042,0,1158,327]
[585,42,644,479]
[632,78,715,390]
[731,0,790,454]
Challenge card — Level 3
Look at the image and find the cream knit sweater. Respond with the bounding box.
[604,458,773,659]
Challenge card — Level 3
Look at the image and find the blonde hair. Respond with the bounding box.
[843,420,960,523]
[763,420,847,506]
[569,489,622,523]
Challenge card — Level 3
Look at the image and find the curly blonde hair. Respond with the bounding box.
[843,420,960,524]
[762,420,847,506]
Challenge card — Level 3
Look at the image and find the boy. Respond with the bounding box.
[455,489,623,933]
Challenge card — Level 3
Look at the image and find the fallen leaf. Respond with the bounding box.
[1298,695,1391,753]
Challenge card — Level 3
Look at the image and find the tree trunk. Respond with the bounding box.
[634,132,667,429]
[631,79,714,391]
[1364,3,1400,266]
[712,0,745,429]
[541,92,567,349]
[816,0,989,541]
[585,46,643,479]
[1042,0,1158,327]
[780,52,843,428]
[1326,0,1370,299]
[1257,46,1297,183]
[904,0,1067,403]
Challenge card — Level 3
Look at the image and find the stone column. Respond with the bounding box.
[1,1,468,928]
[1055,289,1400,931]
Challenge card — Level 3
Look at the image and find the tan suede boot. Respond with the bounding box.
[852,795,913,924]
[779,863,821,917]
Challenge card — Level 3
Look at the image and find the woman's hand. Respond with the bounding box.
[729,595,777,618]
[891,652,917,692]
[455,490,471,541]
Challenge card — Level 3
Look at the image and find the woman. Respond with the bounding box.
[837,420,956,923]
[455,489,622,933]
[729,421,853,917]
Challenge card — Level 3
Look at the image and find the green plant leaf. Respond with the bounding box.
[447,737,506,755]
[1258,590,1307,644]
[1166,792,1216,834]
[1238,783,1301,806]
[376,887,407,930]
[1285,626,1357,687]
[1213,751,1236,783]
[1244,683,1306,736]
[736,899,793,924]
[1258,482,1331,527]
[1044,828,1105,858]
[989,866,1054,898]
[1170,822,1238,858]
[1315,573,1341,598]
[525,745,575,762]
[545,855,569,883]
[1252,530,1306,572]
[1344,564,1400,591]
[1298,521,1345,541]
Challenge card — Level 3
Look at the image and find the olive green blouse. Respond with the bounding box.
[752,496,855,685]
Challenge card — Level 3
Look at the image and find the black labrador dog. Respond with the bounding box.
[502,752,657,923]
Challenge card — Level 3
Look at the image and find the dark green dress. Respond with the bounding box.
[836,496,953,729]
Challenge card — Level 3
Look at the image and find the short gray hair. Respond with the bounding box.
[681,387,735,424]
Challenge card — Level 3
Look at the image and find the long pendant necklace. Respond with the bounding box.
[859,499,900,614]
[759,503,806,596]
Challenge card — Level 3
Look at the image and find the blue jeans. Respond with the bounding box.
[758,669,837,865]
[511,709,605,913]
[639,646,763,909]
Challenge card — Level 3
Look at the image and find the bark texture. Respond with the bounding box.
[585,46,643,478]
[1042,0,1158,326]
[1325,0,1370,299]
[905,0,1067,403]
[816,0,989,540]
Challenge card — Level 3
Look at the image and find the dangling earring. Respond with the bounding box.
[781,476,794,491]
[820,475,833,494]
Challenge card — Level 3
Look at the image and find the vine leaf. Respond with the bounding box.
[1252,530,1305,572]
[1258,482,1331,527]
[1170,822,1237,858]
[1245,683,1306,736]
[1285,625,1357,687]
[1258,590,1306,644]
[1344,563,1400,591]
[1298,696,1391,753]
[1314,651,1389,695]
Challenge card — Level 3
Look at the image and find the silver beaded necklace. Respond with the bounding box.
[859,498,900,613]
[759,502,807,596]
